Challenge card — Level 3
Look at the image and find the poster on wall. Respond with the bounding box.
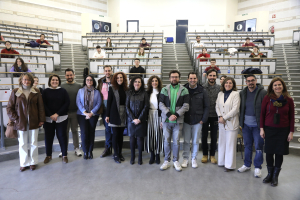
[234,20,246,31]
[92,20,111,32]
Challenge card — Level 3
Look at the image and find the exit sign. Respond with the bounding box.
[242,13,248,16]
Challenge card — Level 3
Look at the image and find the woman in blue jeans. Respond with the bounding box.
[76,75,101,160]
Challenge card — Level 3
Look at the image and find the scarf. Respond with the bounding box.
[84,86,94,113]
[270,95,287,107]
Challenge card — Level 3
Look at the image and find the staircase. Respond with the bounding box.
[57,43,88,84]
[274,43,300,154]
[162,44,193,86]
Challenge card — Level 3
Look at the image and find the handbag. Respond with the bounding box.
[5,120,18,138]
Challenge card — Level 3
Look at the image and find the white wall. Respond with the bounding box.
[108,0,238,42]
[237,0,300,43]
[0,0,107,43]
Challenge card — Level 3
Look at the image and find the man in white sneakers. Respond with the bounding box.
[237,75,266,177]
[159,70,189,172]
[181,72,209,169]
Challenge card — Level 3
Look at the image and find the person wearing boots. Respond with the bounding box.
[146,76,163,165]
[97,65,113,158]
[181,72,209,169]
[126,76,149,165]
[202,69,221,164]
[238,75,267,178]
[106,72,128,164]
[260,77,294,187]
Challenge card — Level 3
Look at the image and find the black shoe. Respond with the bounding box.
[155,154,161,165]
[138,160,143,165]
[83,152,88,160]
[89,152,93,159]
[100,146,112,158]
[271,167,281,187]
[119,154,125,161]
[149,152,155,165]
[263,166,274,183]
[130,158,135,165]
[114,156,121,164]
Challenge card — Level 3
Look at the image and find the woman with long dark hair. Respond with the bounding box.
[260,77,294,187]
[146,75,163,164]
[76,75,101,159]
[103,37,115,48]
[10,58,31,77]
[105,72,128,163]
[126,76,149,165]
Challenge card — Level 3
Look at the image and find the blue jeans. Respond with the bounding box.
[182,123,202,160]
[102,110,112,148]
[243,124,264,169]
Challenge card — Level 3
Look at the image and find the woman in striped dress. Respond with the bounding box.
[146,75,163,164]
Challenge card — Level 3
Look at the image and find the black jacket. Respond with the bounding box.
[106,86,127,125]
[239,83,267,128]
[184,83,210,125]
[126,89,149,137]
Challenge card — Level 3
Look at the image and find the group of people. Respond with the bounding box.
[6,65,294,188]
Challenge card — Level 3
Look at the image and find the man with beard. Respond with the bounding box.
[60,68,83,157]
[202,69,220,164]
[1,41,19,58]
[238,74,266,178]
[159,70,189,172]
[97,65,113,157]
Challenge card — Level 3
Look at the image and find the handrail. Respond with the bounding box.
[88,47,162,49]
[0,48,61,53]
[2,35,59,43]
[90,58,162,60]
[0,30,54,39]
[90,73,162,75]
[0,53,55,58]
[0,23,63,34]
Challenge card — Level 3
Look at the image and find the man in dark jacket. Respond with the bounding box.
[97,65,113,157]
[181,72,209,169]
[159,70,189,172]
[237,74,267,178]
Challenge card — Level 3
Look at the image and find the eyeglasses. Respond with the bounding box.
[86,79,93,82]
[170,76,179,79]
[246,79,255,83]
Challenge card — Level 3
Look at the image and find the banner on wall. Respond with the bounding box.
[234,20,246,31]
[234,18,256,32]
[92,20,111,32]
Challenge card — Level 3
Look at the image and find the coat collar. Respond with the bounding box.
[15,86,37,97]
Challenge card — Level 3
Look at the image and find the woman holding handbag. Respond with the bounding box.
[7,73,45,172]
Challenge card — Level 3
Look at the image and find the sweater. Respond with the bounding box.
[61,82,82,112]
[42,87,70,117]
[129,66,145,78]
[260,95,295,132]
[93,51,106,58]
[204,66,221,74]
[1,48,19,58]
[139,43,151,48]
[36,39,50,45]
[203,82,221,117]
[197,53,210,62]
[242,42,255,47]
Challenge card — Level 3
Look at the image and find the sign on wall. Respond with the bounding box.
[234,20,246,31]
[92,20,111,32]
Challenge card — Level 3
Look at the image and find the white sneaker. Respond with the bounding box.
[237,165,251,173]
[75,148,82,157]
[173,161,182,172]
[192,159,198,169]
[181,159,189,168]
[160,161,171,171]
[254,168,262,178]
[58,152,62,157]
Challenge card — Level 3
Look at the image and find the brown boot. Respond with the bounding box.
[62,156,68,164]
[30,165,36,171]
[44,156,52,164]
[210,156,217,164]
[201,155,208,163]
[100,146,111,158]
[20,166,29,172]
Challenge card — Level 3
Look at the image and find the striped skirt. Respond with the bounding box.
[146,110,163,154]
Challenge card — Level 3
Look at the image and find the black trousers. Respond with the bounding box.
[77,115,99,153]
[130,136,144,160]
[111,127,125,157]
[202,117,218,156]
[266,153,283,168]
[44,120,68,157]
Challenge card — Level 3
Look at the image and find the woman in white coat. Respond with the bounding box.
[216,77,240,172]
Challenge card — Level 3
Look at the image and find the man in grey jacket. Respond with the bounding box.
[159,70,189,172]
[237,74,267,178]
[181,72,209,169]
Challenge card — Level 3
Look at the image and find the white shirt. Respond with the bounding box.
[150,88,159,110]
[93,50,106,58]
[193,41,205,47]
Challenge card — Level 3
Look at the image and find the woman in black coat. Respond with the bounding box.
[126,76,149,165]
[105,72,128,164]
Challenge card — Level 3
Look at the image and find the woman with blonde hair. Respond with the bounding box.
[136,47,147,62]
[260,77,294,187]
